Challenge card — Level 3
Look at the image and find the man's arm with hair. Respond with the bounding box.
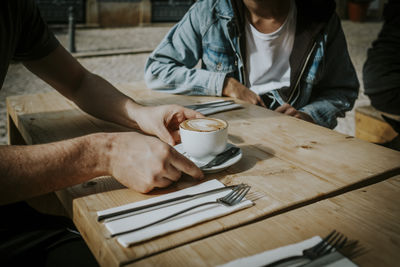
[0,45,205,205]
[23,45,205,146]
[0,134,106,205]
[0,131,203,205]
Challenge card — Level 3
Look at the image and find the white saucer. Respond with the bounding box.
[174,143,242,173]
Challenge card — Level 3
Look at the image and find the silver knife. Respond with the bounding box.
[184,100,235,110]
[302,251,354,267]
[200,146,241,169]
[97,184,238,221]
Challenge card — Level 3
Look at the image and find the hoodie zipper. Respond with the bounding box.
[288,41,317,104]
[237,35,246,85]
[226,19,246,85]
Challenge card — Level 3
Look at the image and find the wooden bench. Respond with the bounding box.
[355,105,399,143]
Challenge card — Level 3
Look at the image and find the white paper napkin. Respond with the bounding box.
[98,180,253,247]
[218,236,358,267]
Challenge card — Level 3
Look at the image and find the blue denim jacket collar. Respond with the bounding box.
[214,0,234,18]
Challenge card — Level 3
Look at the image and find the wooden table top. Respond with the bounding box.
[133,175,400,267]
[6,82,400,266]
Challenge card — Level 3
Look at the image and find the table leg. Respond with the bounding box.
[7,113,26,145]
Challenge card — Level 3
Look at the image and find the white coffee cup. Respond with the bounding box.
[179,118,228,160]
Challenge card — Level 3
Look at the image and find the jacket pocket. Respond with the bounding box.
[202,43,236,73]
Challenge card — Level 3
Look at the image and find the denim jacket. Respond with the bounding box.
[145,0,359,129]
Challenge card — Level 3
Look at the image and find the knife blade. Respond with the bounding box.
[97,184,238,221]
[200,146,241,169]
[184,100,235,110]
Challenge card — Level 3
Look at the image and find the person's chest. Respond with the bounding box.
[0,6,20,89]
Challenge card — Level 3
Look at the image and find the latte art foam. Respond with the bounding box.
[180,118,227,132]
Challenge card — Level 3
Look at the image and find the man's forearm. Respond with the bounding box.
[72,72,142,130]
[0,133,109,205]
[23,45,142,131]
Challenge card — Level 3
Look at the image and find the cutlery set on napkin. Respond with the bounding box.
[219,232,359,267]
[97,180,253,247]
[185,100,243,115]
[97,179,357,266]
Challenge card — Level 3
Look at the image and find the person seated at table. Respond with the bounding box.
[363,0,400,116]
[144,0,359,129]
[0,0,203,265]
[362,0,400,150]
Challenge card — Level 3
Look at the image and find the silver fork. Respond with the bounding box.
[111,184,251,237]
[263,230,348,267]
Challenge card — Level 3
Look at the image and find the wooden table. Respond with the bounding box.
[133,174,400,267]
[6,82,400,266]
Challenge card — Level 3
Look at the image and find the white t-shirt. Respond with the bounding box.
[245,1,297,95]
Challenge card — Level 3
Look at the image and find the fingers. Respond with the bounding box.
[294,113,302,119]
[275,103,297,115]
[170,130,181,144]
[161,106,204,144]
[169,147,204,179]
[242,90,266,108]
[284,106,298,116]
[161,164,182,182]
[256,95,267,108]
[156,123,176,146]
[297,111,315,123]
[275,103,291,113]
[152,163,181,189]
[167,105,203,124]
[243,93,261,106]
[275,104,314,122]
[153,177,174,189]
[151,147,203,190]
[182,107,205,119]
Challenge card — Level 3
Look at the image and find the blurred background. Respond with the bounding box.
[0,0,388,144]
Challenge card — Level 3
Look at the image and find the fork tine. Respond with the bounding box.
[315,231,341,254]
[325,233,345,254]
[225,185,250,205]
[221,184,249,204]
[233,185,251,205]
[337,236,348,249]
[318,231,348,257]
[221,184,244,200]
[311,230,336,253]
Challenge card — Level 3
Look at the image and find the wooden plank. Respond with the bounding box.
[356,105,400,122]
[117,84,400,188]
[6,91,132,145]
[133,175,400,267]
[355,106,398,143]
[7,112,26,145]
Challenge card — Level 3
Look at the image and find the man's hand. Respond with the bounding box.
[131,105,204,146]
[0,132,205,204]
[275,103,315,123]
[104,132,204,193]
[222,77,266,107]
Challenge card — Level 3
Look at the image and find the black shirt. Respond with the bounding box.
[0,0,59,87]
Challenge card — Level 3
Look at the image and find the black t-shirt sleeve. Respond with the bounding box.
[12,0,60,61]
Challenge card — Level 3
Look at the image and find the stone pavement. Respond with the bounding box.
[0,21,383,144]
